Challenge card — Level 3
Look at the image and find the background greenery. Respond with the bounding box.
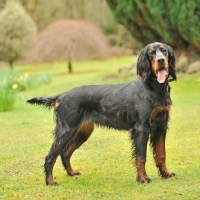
[0,1,37,68]
[0,70,51,111]
[0,58,200,199]
[1,0,200,69]
[106,0,200,53]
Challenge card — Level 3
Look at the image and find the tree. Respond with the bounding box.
[0,1,37,68]
[20,0,67,31]
[16,0,117,32]
[25,20,119,73]
[177,1,200,49]
[0,0,139,53]
[106,0,200,51]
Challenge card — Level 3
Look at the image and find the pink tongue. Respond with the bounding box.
[157,70,166,83]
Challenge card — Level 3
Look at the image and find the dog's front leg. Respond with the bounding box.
[154,134,175,178]
[130,127,151,183]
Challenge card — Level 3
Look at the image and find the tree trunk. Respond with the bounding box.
[9,60,13,69]
[68,61,72,73]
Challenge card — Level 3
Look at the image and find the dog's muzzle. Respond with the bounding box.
[156,69,168,83]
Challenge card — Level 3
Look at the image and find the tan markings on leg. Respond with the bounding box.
[136,157,147,177]
[65,145,76,175]
[77,121,94,134]
[155,136,170,177]
[64,121,94,176]
[47,155,58,184]
[155,136,166,169]
[135,157,151,183]
[155,136,174,178]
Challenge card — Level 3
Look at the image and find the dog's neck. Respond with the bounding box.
[145,76,171,94]
[143,76,172,106]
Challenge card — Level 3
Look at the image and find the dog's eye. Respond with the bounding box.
[161,49,167,53]
[149,50,155,55]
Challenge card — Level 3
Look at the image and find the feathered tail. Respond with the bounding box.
[27,95,60,109]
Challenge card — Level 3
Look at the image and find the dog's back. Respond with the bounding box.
[27,80,143,131]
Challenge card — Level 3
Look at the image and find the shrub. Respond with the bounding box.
[106,0,200,51]
[0,1,37,68]
[0,86,17,112]
[0,70,51,111]
[25,20,120,73]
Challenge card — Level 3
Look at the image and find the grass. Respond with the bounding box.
[0,56,200,199]
[0,70,51,111]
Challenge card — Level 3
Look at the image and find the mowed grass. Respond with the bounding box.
[0,56,200,200]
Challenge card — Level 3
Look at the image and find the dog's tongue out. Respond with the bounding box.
[157,70,167,83]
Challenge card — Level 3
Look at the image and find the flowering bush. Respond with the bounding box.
[0,71,51,111]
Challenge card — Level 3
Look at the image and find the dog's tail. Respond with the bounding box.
[27,95,60,109]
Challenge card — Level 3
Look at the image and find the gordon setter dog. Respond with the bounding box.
[27,42,176,185]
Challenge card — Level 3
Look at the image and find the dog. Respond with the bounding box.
[27,42,176,185]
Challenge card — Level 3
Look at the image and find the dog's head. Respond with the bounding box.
[137,42,176,83]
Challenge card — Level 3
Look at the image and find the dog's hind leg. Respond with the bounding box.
[44,125,80,186]
[60,122,94,176]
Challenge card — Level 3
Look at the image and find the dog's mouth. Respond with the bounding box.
[155,69,168,83]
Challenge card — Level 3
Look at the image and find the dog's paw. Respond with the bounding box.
[160,169,175,178]
[137,176,152,183]
[46,181,59,186]
[68,171,81,176]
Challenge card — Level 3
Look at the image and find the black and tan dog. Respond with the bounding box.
[27,42,176,185]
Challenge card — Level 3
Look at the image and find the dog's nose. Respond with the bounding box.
[157,58,165,63]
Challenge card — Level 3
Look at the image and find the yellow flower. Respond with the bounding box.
[12,84,18,89]
[24,72,30,77]
[16,76,23,82]
[16,77,21,82]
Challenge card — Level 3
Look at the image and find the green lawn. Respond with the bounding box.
[0,56,200,199]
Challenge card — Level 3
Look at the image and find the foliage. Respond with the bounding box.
[177,1,200,49]
[0,70,51,111]
[62,0,116,27]
[106,0,200,51]
[19,0,116,31]
[25,20,119,72]
[0,1,37,68]
[0,0,140,54]
[104,25,142,54]
[0,0,5,9]
[19,0,67,30]
[0,0,139,52]
[0,86,17,112]
[0,59,200,199]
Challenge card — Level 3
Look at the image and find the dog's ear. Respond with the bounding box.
[167,45,177,81]
[137,45,151,80]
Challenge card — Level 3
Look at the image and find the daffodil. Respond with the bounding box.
[24,72,30,77]
[12,84,18,89]
[16,76,24,82]
[16,77,21,82]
